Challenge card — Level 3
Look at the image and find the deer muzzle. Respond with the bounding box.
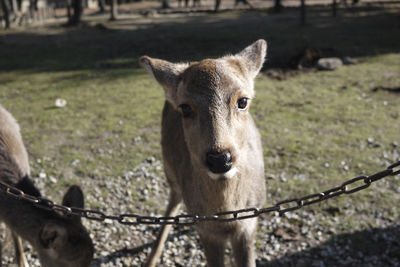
[206,150,233,174]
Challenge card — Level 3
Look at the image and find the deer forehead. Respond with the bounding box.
[178,58,254,101]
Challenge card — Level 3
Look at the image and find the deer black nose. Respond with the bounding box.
[206,151,232,174]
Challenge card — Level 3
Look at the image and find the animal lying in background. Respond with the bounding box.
[0,104,94,267]
[140,40,267,267]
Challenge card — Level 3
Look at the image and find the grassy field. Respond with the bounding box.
[0,3,399,265]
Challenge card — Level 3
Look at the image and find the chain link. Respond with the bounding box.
[1,160,399,226]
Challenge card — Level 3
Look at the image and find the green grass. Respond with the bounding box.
[0,5,399,235]
[1,68,163,176]
[255,53,400,209]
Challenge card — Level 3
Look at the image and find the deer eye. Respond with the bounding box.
[179,104,193,118]
[237,98,248,110]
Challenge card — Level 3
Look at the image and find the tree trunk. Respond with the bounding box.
[29,0,36,12]
[32,0,38,10]
[332,0,337,16]
[10,0,17,12]
[98,0,105,12]
[274,0,282,12]
[28,0,37,21]
[300,0,306,25]
[161,0,169,9]
[66,0,72,18]
[73,0,83,22]
[1,0,11,28]
[214,0,220,11]
[110,0,117,20]
[68,0,83,25]
[16,0,21,11]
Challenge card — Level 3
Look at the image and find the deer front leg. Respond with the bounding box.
[198,231,226,267]
[230,219,257,267]
[12,232,29,267]
[144,191,182,267]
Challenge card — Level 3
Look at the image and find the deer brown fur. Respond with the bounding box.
[0,104,94,267]
[140,40,267,267]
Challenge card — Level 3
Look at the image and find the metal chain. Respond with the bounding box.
[1,161,399,226]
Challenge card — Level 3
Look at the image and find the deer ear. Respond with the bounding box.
[140,56,188,105]
[62,185,84,208]
[62,185,84,223]
[39,223,67,250]
[237,39,267,78]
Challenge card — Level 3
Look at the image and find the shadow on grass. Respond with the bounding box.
[90,225,400,266]
[258,225,400,266]
[0,4,399,76]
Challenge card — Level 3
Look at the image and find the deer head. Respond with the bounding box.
[36,185,93,267]
[140,40,267,180]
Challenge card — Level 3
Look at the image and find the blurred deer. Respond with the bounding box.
[0,104,94,267]
[140,40,267,267]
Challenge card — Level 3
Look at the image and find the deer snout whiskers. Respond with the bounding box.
[208,166,238,180]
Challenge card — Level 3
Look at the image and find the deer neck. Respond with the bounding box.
[0,194,52,245]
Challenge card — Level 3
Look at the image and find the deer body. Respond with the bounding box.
[0,104,93,267]
[0,104,30,176]
[141,40,267,267]
[162,100,265,224]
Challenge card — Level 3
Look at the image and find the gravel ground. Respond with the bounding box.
[1,156,399,267]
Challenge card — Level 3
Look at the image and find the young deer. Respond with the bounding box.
[140,40,267,267]
[0,104,94,267]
